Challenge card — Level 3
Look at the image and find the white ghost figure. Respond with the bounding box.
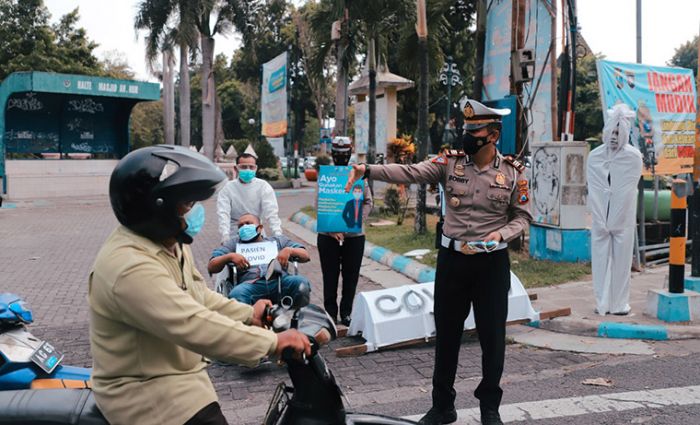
[586,103,643,315]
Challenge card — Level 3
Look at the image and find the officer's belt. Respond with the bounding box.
[440,234,507,255]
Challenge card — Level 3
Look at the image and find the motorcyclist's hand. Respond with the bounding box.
[229,253,249,269]
[251,299,273,327]
[276,247,291,269]
[275,329,311,359]
[344,164,366,192]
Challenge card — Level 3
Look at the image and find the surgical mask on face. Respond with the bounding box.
[238,224,260,242]
[184,203,205,238]
[239,169,256,183]
[353,191,362,201]
[461,132,491,155]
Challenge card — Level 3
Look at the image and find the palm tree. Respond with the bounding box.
[135,0,198,147]
[135,0,177,145]
[193,0,258,160]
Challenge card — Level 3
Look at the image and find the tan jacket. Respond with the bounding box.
[88,226,277,425]
[368,152,532,242]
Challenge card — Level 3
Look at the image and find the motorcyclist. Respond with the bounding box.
[89,145,310,425]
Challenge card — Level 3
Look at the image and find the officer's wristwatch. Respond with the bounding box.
[359,163,370,180]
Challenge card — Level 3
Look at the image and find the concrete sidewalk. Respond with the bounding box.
[529,266,700,340]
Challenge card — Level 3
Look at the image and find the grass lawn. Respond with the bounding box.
[296,206,591,288]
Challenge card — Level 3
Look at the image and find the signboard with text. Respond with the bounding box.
[235,241,278,266]
[597,60,698,175]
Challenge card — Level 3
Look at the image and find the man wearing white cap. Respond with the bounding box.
[345,99,532,425]
[587,103,643,315]
[217,144,282,243]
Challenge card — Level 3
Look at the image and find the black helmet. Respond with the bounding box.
[109,145,226,243]
[331,136,352,166]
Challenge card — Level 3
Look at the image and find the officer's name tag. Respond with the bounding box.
[236,241,278,266]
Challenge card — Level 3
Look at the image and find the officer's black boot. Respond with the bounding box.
[418,407,457,425]
[480,407,503,425]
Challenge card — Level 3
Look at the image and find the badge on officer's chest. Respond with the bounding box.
[517,180,529,204]
[454,164,465,177]
[450,196,461,208]
[495,172,506,186]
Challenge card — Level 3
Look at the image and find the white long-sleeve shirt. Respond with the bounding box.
[216,178,282,242]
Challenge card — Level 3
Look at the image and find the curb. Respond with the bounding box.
[528,315,700,341]
[289,211,436,283]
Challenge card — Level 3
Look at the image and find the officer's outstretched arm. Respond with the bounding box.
[345,160,444,192]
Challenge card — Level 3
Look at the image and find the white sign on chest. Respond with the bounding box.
[235,241,279,266]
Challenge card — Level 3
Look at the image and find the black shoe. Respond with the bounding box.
[480,408,503,425]
[340,316,351,327]
[418,407,457,424]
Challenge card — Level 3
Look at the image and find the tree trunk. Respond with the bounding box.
[214,90,225,162]
[472,0,487,101]
[201,34,215,160]
[368,38,376,165]
[334,44,348,137]
[163,50,175,145]
[415,36,429,235]
[179,43,191,147]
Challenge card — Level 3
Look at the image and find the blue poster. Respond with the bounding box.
[317,165,364,233]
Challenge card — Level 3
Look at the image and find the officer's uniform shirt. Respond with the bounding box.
[368,151,532,243]
[88,226,277,425]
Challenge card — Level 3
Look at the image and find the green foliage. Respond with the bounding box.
[257,167,281,181]
[130,101,165,149]
[573,53,604,141]
[669,35,698,77]
[314,154,332,170]
[0,1,102,80]
[383,185,403,216]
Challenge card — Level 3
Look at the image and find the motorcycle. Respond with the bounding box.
[0,291,417,424]
[0,293,92,390]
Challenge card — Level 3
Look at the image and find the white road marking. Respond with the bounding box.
[404,385,700,423]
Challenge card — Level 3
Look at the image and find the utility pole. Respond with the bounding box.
[691,23,700,279]
[415,0,429,235]
[636,0,646,267]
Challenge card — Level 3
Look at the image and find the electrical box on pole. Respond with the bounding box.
[512,48,535,84]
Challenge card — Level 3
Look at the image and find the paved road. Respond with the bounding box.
[2,190,700,423]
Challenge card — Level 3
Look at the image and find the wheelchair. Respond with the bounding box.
[214,259,299,306]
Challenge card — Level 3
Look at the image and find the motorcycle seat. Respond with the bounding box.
[0,389,107,424]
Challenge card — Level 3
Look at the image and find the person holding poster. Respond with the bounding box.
[208,213,311,305]
[587,103,643,316]
[317,137,373,326]
[345,100,532,425]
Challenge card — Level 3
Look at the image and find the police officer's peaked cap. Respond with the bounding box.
[459,98,511,131]
[332,136,352,153]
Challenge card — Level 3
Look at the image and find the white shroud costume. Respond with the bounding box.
[587,104,643,315]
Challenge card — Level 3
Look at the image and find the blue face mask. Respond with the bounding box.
[238,223,260,242]
[239,169,256,183]
[184,203,205,238]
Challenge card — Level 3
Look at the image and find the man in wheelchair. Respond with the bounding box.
[208,213,311,305]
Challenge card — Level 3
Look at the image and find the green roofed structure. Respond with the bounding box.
[0,71,160,199]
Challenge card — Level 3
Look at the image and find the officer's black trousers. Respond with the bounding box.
[431,247,510,412]
[317,234,365,320]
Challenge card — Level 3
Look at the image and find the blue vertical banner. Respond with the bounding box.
[317,165,364,233]
[597,60,697,175]
[261,52,288,137]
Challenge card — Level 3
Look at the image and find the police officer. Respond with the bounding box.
[346,100,532,425]
[90,145,311,425]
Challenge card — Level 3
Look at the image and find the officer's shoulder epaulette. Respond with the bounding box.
[503,155,526,172]
[445,149,466,158]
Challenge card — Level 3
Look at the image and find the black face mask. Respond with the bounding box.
[461,132,491,155]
